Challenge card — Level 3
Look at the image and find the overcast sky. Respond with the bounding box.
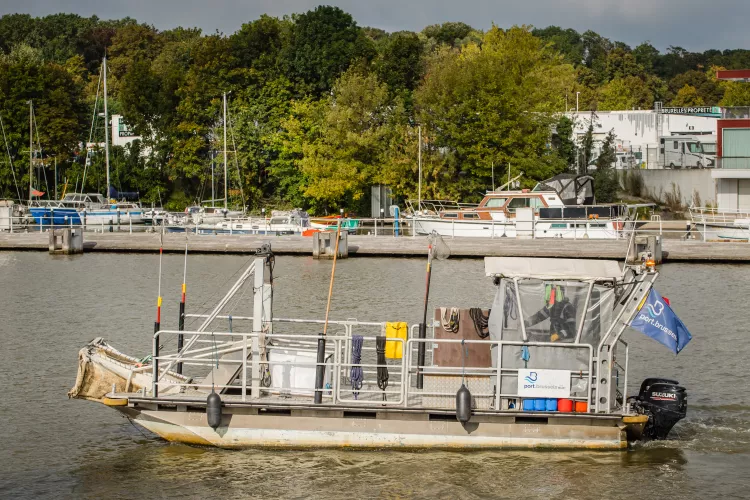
[4,0,749,52]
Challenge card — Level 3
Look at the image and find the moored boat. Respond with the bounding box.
[409,174,633,239]
[70,244,692,450]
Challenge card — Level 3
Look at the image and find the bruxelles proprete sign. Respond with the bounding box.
[661,106,719,115]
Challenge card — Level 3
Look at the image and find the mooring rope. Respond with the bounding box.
[469,308,491,339]
[350,335,363,399]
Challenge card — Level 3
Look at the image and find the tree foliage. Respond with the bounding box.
[2,11,750,209]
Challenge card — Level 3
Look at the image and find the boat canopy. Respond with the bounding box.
[533,174,595,205]
[484,257,623,281]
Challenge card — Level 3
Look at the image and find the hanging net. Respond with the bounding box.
[428,231,450,261]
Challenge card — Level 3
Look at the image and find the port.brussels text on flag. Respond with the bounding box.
[630,288,692,354]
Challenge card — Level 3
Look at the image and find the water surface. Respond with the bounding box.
[0,252,748,499]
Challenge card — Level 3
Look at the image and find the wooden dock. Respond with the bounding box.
[2,231,750,262]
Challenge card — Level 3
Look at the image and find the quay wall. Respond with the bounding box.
[1,232,750,262]
[619,169,715,207]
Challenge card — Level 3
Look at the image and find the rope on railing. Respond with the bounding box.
[350,335,363,399]
[376,335,389,401]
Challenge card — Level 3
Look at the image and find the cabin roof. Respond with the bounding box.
[484,257,623,280]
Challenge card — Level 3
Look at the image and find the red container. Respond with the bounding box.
[574,401,588,413]
[557,398,573,412]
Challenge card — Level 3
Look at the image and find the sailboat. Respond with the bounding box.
[187,92,243,225]
[25,100,82,225]
[75,57,143,225]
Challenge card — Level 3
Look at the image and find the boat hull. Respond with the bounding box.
[30,207,81,225]
[412,217,621,239]
[118,404,628,450]
[82,210,143,225]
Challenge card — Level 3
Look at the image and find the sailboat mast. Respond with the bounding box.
[223,92,228,210]
[28,100,32,205]
[103,56,110,200]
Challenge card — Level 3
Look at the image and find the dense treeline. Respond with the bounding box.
[0,9,749,211]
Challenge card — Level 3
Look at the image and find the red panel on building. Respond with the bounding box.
[717,119,750,157]
[716,69,750,82]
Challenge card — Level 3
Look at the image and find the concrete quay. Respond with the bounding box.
[2,231,750,262]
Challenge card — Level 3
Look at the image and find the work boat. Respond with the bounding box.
[70,248,690,450]
[409,174,633,239]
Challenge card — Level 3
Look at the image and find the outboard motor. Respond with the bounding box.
[631,378,687,439]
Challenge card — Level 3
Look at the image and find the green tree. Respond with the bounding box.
[415,26,573,200]
[552,116,577,170]
[671,84,705,106]
[278,69,406,211]
[597,76,653,110]
[422,22,475,47]
[282,6,375,96]
[532,26,584,65]
[721,82,750,106]
[374,31,425,95]
[593,130,618,202]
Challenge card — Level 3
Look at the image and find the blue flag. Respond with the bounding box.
[630,289,692,354]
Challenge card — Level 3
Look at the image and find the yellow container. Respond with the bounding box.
[385,322,408,359]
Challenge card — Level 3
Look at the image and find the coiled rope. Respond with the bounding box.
[440,307,460,333]
[376,336,389,401]
[469,308,491,339]
[350,335,363,399]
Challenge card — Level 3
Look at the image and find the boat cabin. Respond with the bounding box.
[439,190,563,221]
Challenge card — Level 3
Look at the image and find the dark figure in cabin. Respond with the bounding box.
[525,285,577,342]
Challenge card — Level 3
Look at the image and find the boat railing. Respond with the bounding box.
[690,205,750,224]
[150,328,609,413]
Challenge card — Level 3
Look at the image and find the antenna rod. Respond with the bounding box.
[314,220,343,404]
[223,92,228,210]
[418,125,422,210]
[103,57,110,201]
[155,229,164,335]
[177,238,188,374]
[29,100,32,205]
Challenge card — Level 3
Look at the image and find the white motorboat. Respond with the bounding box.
[408,175,629,239]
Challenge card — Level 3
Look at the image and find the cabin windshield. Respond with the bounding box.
[484,197,508,208]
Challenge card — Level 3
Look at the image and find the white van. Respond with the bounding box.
[660,135,715,169]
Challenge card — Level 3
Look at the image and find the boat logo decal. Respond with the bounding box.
[647,300,664,318]
[524,372,538,384]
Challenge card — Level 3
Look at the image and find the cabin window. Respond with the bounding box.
[506,197,530,213]
[551,223,567,229]
[673,141,678,150]
[463,213,479,219]
[270,218,286,224]
[443,213,458,218]
[530,198,545,209]
[484,197,507,208]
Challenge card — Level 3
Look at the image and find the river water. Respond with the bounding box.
[0,252,749,499]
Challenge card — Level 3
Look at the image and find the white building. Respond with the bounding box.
[565,110,718,169]
[110,115,142,148]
